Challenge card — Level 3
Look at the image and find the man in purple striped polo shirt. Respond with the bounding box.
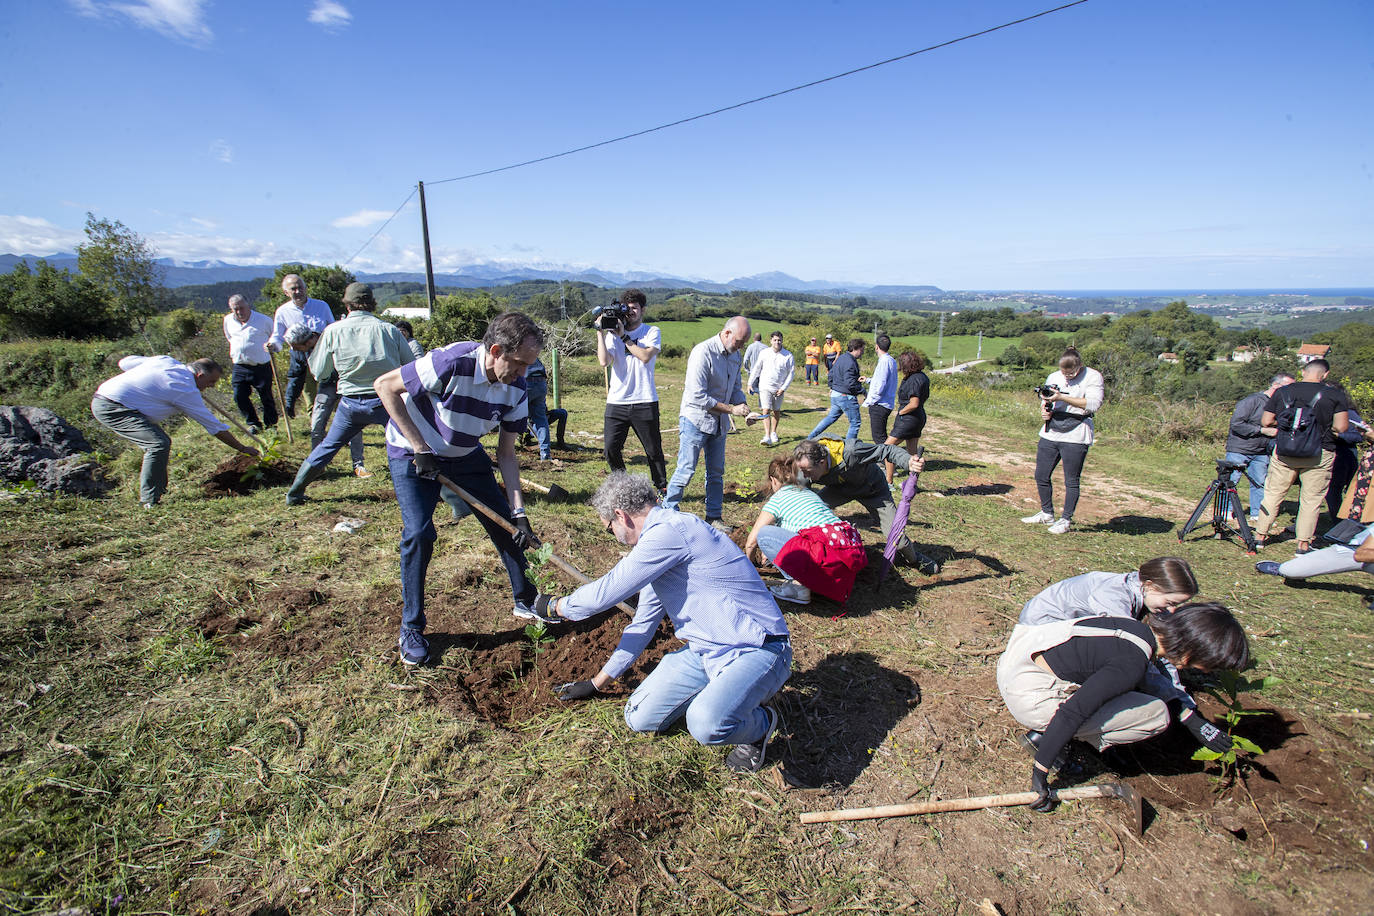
[376,312,549,666]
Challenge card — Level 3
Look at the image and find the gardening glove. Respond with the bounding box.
[512,515,541,550]
[413,451,440,480]
[1029,766,1057,813]
[1180,709,1233,753]
[555,680,599,702]
[528,594,562,625]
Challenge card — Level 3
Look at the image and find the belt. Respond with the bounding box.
[341,392,378,401]
[763,633,789,644]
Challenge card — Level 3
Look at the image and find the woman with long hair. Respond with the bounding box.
[1022,346,1104,534]
[884,350,930,485]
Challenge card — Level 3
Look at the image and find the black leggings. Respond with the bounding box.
[1035,438,1090,520]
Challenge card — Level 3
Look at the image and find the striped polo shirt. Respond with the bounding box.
[384,341,528,459]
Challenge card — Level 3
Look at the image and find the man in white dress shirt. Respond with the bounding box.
[222,294,278,435]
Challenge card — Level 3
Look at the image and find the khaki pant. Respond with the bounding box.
[1255,449,1334,544]
[996,626,1169,751]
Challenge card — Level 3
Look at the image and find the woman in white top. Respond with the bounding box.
[1021,347,1104,534]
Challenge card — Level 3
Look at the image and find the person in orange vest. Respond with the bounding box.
[803,337,822,386]
[822,334,843,377]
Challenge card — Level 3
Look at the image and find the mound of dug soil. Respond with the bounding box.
[203,455,296,496]
[428,613,684,725]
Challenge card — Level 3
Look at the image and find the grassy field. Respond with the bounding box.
[3,351,1374,914]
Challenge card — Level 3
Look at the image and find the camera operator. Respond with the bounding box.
[1224,373,1294,522]
[597,289,667,491]
[1021,347,1103,534]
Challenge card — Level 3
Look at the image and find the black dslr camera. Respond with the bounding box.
[1033,383,1062,399]
[593,301,632,332]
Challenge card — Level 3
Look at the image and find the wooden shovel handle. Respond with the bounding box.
[800,785,1120,824]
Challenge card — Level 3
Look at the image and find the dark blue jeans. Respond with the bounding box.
[390,450,535,633]
[284,349,310,415]
[231,362,277,428]
[286,394,386,500]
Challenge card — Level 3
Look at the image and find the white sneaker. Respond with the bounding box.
[1021,511,1054,524]
[769,581,812,605]
[768,434,779,445]
[761,435,772,445]
[1047,518,1071,534]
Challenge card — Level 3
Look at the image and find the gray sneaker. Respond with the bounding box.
[398,628,429,666]
[725,706,780,773]
[707,517,734,534]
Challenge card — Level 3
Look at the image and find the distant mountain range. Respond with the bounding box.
[0,252,943,299]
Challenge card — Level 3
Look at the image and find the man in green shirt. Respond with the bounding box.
[285,283,414,505]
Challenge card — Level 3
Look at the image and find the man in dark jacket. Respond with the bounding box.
[793,437,940,574]
[1224,372,1293,521]
[806,338,865,441]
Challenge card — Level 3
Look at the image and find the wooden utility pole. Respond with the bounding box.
[418,181,436,309]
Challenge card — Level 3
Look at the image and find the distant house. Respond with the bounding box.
[383,307,432,320]
[1297,343,1331,364]
[1231,346,1255,363]
[1158,352,1179,364]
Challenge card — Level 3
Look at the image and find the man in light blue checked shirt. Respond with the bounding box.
[863,334,898,444]
[540,473,791,773]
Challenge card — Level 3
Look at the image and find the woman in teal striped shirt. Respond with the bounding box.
[744,456,869,606]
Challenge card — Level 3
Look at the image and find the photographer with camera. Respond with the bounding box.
[597,289,668,492]
[1022,347,1104,535]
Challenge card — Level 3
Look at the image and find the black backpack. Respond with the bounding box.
[1274,389,1324,459]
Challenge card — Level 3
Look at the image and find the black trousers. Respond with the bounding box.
[868,405,891,444]
[604,401,668,489]
[1035,438,1090,520]
[232,362,277,428]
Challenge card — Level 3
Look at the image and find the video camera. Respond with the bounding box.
[593,301,632,332]
[1033,383,1063,399]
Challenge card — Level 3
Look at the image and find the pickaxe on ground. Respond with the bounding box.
[799,781,1145,836]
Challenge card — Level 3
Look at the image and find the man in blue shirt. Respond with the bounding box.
[541,473,791,773]
[863,334,898,444]
[663,316,753,529]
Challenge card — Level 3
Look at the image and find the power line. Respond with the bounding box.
[342,187,417,267]
[425,0,1092,188]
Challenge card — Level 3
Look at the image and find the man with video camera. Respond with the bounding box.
[597,288,668,492]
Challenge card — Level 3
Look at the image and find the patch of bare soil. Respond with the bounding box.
[426,612,684,725]
[203,455,295,497]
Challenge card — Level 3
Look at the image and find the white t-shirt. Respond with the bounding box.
[605,323,661,405]
[1039,366,1105,446]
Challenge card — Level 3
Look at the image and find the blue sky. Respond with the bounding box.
[1,0,1370,289]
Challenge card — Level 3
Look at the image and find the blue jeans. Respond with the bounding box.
[664,417,727,518]
[284,348,310,415]
[527,395,567,459]
[807,393,861,441]
[390,451,535,634]
[623,640,792,746]
[754,525,797,580]
[1224,451,1269,519]
[286,395,387,500]
[311,381,364,467]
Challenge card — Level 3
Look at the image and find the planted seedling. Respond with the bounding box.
[523,621,555,654]
[1191,669,1278,783]
[239,430,284,484]
[523,542,559,594]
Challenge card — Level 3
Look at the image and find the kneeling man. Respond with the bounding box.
[542,473,791,772]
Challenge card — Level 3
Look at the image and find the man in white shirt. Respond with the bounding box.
[598,289,667,490]
[222,295,278,436]
[269,274,365,474]
[748,331,794,446]
[91,356,257,507]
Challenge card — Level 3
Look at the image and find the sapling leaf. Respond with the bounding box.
[1231,735,1264,755]
[1192,748,1224,762]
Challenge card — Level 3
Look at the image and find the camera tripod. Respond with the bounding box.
[1178,458,1257,553]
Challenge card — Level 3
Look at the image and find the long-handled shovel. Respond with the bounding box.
[520,476,570,501]
[203,393,265,448]
[800,781,1144,837]
[435,473,633,617]
[268,354,293,443]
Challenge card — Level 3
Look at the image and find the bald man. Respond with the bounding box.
[663,316,753,530]
[222,294,278,435]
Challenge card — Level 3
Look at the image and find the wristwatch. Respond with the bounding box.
[620,334,632,345]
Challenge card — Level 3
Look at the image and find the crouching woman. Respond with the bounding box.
[743,456,869,606]
[997,602,1249,811]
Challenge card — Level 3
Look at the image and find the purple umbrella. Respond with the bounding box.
[878,447,923,585]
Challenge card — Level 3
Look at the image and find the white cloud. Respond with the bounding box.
[70,0,213,45]
[0,216,86,255]
[331,209,394,229]
[190,217,219,230]
[308,0,351,30]
[211,139,233,164]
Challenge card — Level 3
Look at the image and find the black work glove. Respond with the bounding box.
[512,515,541,550]
[528,593,562,625]
[1030,766,1057,813]
[413,451,440,480]
[555,680,599,701]
[1181,709,1233,753]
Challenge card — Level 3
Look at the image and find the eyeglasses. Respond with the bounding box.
[604,517,615,535]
